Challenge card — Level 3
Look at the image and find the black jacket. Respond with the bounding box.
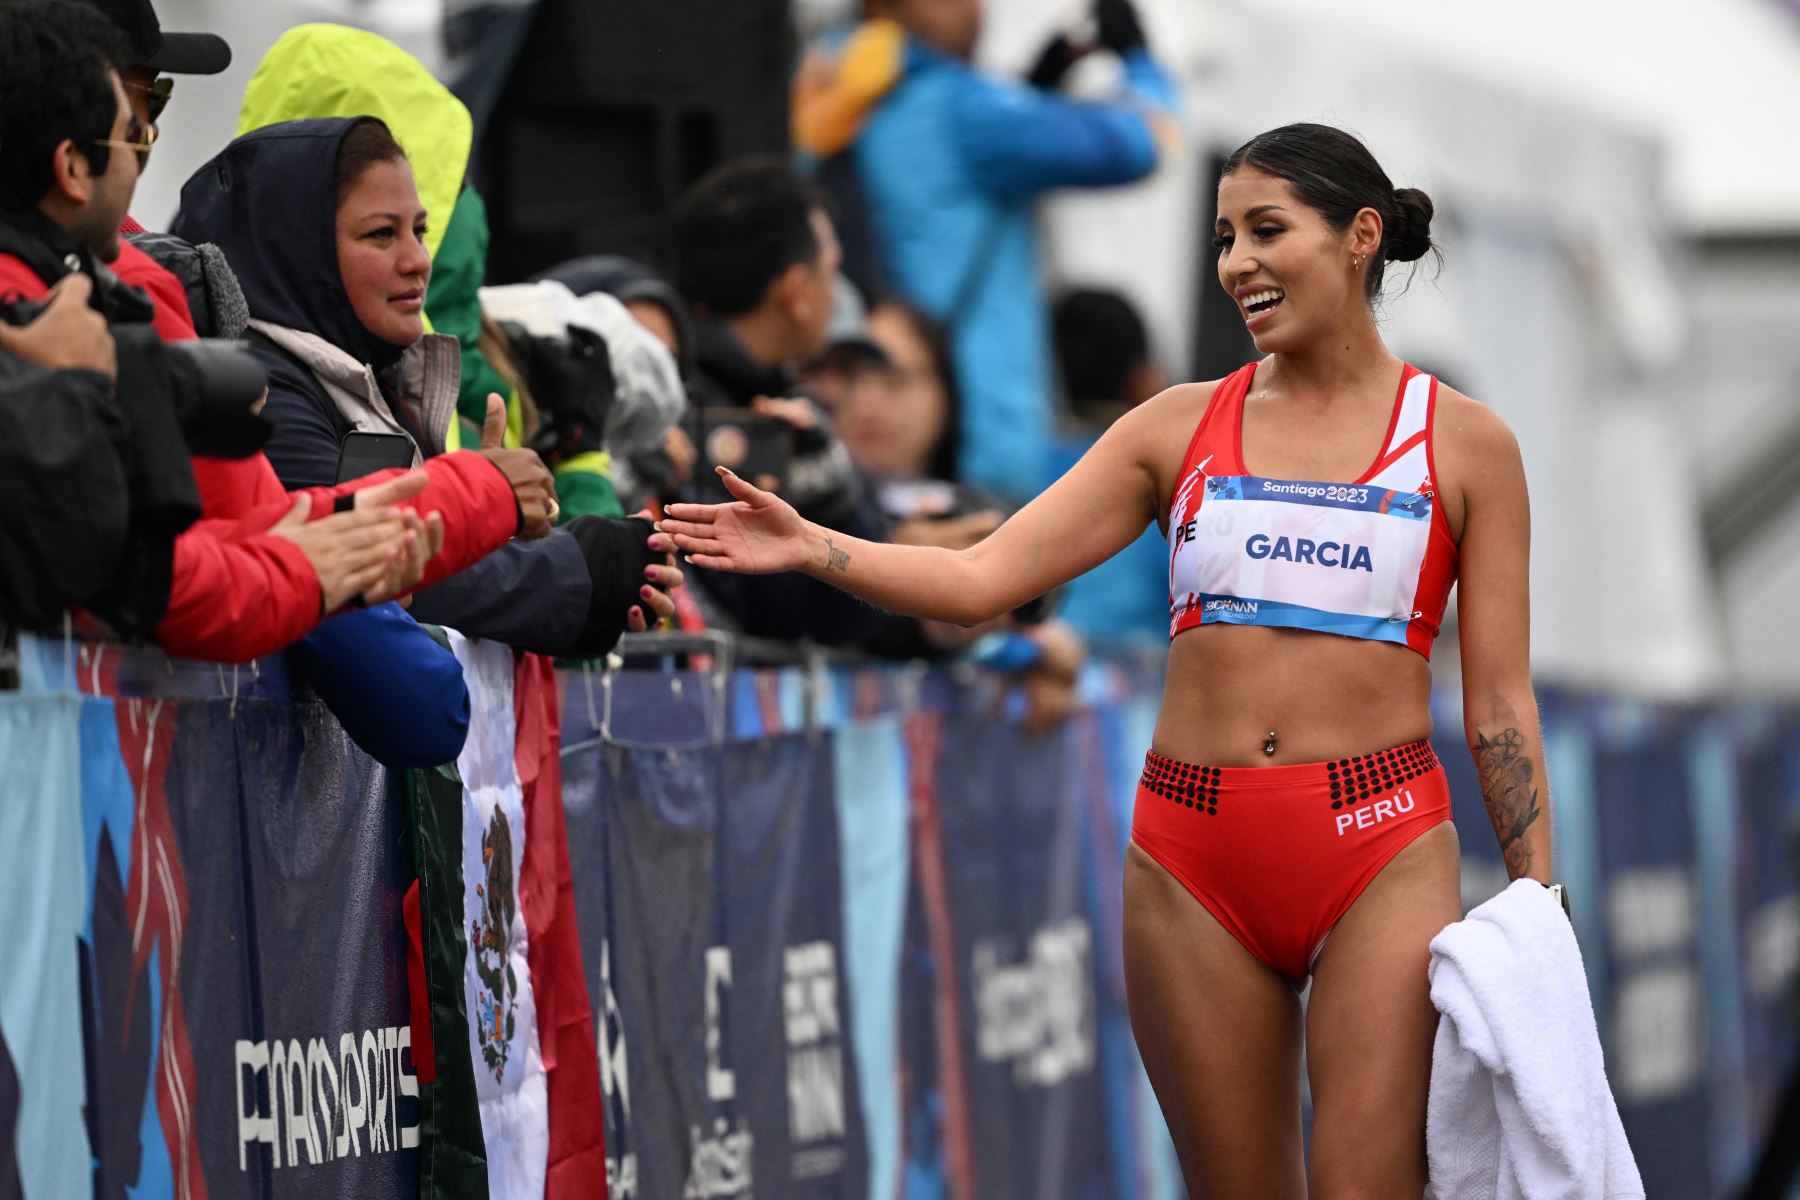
[171,117,651,657]
[685,319,891,646]
[0,212,202,635]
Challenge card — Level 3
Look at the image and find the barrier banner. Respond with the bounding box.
[0,696,86,1200]
[1732,710,1800,1136]
[562,729,868,1200]
[1590,707,1710,1198]
[79,687,419,1200]
[902,708,1114,1200]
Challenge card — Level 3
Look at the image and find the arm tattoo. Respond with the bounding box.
[1475,727,1542,879]
[823,534,851,573]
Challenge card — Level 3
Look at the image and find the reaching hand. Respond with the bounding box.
[660,467,812,575]
[474,392,558,538]
[631,510,685,632]
[268,493,413,614]
[0,274,116,380]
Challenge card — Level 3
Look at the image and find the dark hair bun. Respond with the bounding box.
[1386,187,1435,263]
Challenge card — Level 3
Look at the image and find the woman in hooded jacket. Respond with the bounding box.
[176,116,679,654]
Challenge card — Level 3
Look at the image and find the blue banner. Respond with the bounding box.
[1591,707,1711,1199]
[901,706,1117,1199]
[562,718,868,1200]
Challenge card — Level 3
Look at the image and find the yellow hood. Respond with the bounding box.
[236,24,470,263]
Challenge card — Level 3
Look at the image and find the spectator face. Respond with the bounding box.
[788,207,842,364]
[884,0,981,61]
[65,72,140,260]
[335,158,432,347]
[839,305,951,479]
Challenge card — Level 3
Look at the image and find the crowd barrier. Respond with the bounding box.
[0,631,1793,1199]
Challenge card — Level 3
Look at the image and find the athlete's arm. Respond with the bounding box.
[661,388,1184,626]
[1442,389,1552,885]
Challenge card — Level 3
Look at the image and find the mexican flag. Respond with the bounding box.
[409,635,605,1199]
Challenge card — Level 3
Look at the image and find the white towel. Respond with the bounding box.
[1425,880,1644,1200]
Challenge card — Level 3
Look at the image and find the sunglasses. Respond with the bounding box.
[91,120,160,166]
[125,75,174,122]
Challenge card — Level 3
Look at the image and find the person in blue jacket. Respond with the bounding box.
[795,0,1180,502]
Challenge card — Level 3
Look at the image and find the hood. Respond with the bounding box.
[532,254,696,378]
[171,117,402,368]
[793,19,908,158]
[235,23,471,267]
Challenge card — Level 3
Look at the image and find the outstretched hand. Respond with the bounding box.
[660,467,811,575]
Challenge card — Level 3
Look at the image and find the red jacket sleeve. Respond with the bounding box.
[210,449,516,608]
[0,255,50,304]
[154,521,323,662]
[326,451,519,591]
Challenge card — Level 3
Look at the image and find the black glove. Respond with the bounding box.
[564,515,658,643]
[1095,0,1147,55]
[1025,31,1085,90]
[511,322,616,466]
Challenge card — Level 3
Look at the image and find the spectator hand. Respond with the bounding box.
[475,392,558,538]
[1025,31,1088,90]
[632,509,685,631]
[1019,620,1085,734]
[662,467,811,575]
[0,274,116,381]
[516,323,616,465]
[364,508,444,608]
[268,493,412,615]
[1094,0,1148,55]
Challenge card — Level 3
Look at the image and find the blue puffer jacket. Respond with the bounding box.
[846,41,1178,500]
[289,605,471,769]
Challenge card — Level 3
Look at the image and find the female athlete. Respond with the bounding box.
[660,123,1552,1197]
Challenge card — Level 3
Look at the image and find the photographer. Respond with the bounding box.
[670,157,891,645]
[0,1,451,648]
[0,276,139,627]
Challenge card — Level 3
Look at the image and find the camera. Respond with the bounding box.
[0,269,270,460]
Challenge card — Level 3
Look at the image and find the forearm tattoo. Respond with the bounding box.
[1475,727,1542,879]
[823,534,851,573]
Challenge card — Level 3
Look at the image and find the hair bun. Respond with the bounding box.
[1386,187,1435,263]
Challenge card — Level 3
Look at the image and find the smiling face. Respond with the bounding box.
[1213,167,1379,355]
[335,157,431,347]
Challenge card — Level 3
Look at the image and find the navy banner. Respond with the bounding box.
[81,691,420,1199]
[562,721,869,1200]
[4,636,1798,1199]
[901,706,1117,1200]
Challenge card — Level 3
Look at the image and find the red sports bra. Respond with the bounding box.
[1167,363,1458,658]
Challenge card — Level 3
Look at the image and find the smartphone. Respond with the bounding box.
[335,430,415,484]
[698,409,792,499]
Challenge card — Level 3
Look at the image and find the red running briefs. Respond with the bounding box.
[1131,740,1452,980]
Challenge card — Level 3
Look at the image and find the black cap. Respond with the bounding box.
[79,0,231,74]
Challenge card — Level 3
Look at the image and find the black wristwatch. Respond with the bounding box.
[1546,882,1571,920]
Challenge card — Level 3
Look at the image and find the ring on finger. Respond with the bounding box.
[546,497,561,522]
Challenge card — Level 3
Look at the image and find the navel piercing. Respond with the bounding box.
[1264,730,1278,756]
